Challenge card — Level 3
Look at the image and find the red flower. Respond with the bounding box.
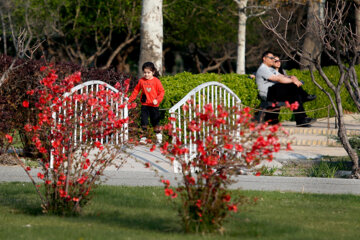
[25,167,31,171]
[24,124,32,132]
[150,144,156,152]
[161,179,170,187]
[39,66,47,72]
[286,143,292,151]
[94,141,103,150]
[87,98,97,106]
[37,172,44,179]
[186,175,196,185]
[196,199,202,208]
[290,101,299,111]
[5,134,13,143]
[182,104,189,112]
[22,100,29,108]
[255,172,261,176]
[72,197,79,202]
[144,162,150,168]
[59,174,66,181]
[235,144,243,152]
[26,90,35,95]
[164,188,174,196]
[59,189,67,198]
[224,144,233,150]
[223,194,231,202]
[228,204,238,212]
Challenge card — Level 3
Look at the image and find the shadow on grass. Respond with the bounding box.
[0,182,43,215]
[0,183,182,233]
[82,209,181,233]
[82,185,182,233]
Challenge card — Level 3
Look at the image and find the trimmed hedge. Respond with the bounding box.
[286,65,359,119]
[158,66,359,122]
[157,72,259,124]
[160,72,259,110]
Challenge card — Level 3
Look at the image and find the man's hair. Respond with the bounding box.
[273,53,281,58]
[262,50,274,59]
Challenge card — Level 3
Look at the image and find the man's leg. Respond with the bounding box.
[267,84,307,124]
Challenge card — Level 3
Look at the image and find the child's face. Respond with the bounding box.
[143,68,154,80]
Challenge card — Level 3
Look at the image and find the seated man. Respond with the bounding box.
[255,51,316,127]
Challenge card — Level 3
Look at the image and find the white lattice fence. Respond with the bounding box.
[50,80,128,168]
[168,81,241,173]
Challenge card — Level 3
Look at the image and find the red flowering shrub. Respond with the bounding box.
[15,66,130,215]
[0,54,132,156]
[159,103,290,233]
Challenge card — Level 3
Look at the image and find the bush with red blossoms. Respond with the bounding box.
[14,66,130,215]
[158,103,291,233]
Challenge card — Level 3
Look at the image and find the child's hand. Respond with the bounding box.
[153,99,158,105]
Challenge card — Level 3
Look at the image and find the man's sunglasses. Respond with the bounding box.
[265,56,276,60]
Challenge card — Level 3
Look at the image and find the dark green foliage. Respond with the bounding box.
[349,136,360,155]
[286,65,360,119]
[157,65,358,124]
[160,72,259,110]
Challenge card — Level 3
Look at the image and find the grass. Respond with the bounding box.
[0,182,359,240]
[280,157,353,178]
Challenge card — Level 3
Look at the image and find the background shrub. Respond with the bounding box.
[285,65,360,119]
[0,54,131,155]
[158,72,259,124]
[157,66,359,123]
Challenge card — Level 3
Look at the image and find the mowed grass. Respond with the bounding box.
[0,182,359,240]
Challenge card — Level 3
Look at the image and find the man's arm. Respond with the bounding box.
[268,74,303,87]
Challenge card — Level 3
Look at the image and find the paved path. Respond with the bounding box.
[1,165,359,195]
[1,144,359,195]
[1,114,359,195]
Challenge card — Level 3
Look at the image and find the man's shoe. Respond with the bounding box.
[296,117,316,127]
[304,95,317,102]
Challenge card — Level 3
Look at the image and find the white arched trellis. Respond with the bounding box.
[50,80,128,168]
[168,81,242,173]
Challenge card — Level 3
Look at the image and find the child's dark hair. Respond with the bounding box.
[142,62,160,77]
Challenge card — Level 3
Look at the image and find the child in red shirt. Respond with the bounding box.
[128,62,165,144]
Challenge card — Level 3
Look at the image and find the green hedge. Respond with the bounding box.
[158,66,359,123]
[160,72,259,110]
[286,65,359,120]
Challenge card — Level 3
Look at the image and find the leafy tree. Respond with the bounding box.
[163,0,238,73]
[0,0,141,70]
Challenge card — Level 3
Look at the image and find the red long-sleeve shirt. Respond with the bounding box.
[128,77,165,107]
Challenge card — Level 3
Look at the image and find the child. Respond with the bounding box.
[128,62,165,144]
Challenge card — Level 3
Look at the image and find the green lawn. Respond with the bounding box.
[0,182,359,240]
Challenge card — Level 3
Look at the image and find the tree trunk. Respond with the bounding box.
[138,0,163,78]
[236,0,247,74]
[355,1,360,55]
[334,93,360,178]
[300,0,325,69]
